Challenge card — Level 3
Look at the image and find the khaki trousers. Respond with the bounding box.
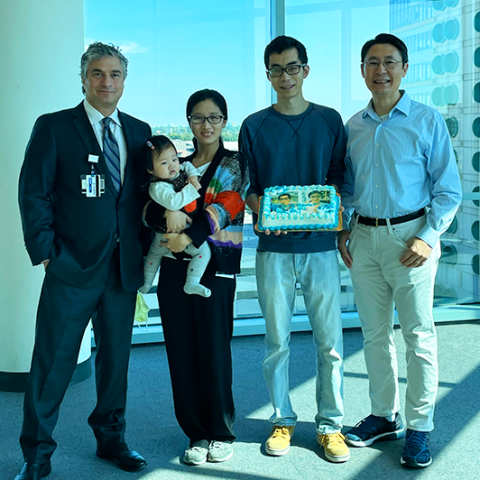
[349,215,440,431]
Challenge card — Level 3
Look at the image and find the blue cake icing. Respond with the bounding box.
[258,185,340,231]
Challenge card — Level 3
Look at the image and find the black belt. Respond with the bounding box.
[357,208,425,227]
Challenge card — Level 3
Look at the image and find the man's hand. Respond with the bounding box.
[165,210,192,233]
[253,222,287,236]
[41,259,50,271]
[337,230,353,269]
[161,233,192,253]
[248,194,287,236]
[400,237,432,268]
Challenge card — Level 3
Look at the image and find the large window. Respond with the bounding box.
[84,1,271,132]
[285,0,480,313]
[85,0,480,336]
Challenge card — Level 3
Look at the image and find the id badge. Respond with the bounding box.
[81,174,105,197]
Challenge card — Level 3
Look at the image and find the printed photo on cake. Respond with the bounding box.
[271,192,299,212]
[306,190,330,213]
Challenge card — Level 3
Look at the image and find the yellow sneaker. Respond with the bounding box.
[317,432,350,463]
[265,426,295,456]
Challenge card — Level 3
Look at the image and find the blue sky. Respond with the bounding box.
[84,0,389,126]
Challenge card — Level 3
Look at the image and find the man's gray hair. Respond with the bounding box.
[80,42,128,94]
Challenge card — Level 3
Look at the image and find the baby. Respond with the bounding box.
[139,135,211,297]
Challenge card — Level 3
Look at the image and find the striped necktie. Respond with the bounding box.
[102,117,121,195]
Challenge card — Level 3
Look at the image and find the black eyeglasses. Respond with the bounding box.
[363,59,403,70]
[188,115,225,125]
[267,64,306,77]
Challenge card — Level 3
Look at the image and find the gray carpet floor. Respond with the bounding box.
[1,321,479,480]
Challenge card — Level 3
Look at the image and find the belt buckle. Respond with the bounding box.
[375,218,379,227]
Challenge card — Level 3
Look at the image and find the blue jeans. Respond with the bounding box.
[256,250,344,434]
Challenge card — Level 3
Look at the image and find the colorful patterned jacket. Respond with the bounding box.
[145,145,249,274]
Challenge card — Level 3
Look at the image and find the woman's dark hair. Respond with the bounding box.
[186,89,228,151]
[264,35,308,69]
[144,135,177,172]
[186,89,228,121]
[361,33,408,64]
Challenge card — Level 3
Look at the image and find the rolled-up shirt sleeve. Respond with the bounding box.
[416,112,462,247]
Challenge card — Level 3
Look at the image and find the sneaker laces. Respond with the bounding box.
[322,432,346,445]
[354,415,375,428]
[209,441,223,450]
[405,431,428,451]
[187,446,206,453]
[353,415,387,434]
[272,427,291,438]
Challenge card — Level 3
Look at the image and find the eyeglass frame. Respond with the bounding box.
[362,59,405,70]
[188,115,226,125]
[266,63,307,77]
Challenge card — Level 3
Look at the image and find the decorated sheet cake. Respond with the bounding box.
[258,185,342,232]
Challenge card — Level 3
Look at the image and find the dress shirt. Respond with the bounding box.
[83,100,128,184]
[342,91,462,248]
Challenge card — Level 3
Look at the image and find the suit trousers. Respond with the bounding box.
[20,248,137,463]
[157,257,236,444]
[349,215,440,431]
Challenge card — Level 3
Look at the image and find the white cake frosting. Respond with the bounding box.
[258,185,340,231]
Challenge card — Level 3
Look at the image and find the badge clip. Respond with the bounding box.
[81,174,105,197]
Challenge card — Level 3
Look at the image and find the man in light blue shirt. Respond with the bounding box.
[338,33,461,469]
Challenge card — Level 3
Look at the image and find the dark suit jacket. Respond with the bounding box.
[19,102,151,292]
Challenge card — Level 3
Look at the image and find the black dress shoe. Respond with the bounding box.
[96,442,146,472]
[15,461,52,480]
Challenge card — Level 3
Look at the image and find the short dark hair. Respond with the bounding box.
[144,135,177,172]
[264,35,308,69]
[279,193,291,200]
[308,191,321,198]
[186,89,228,121]
[361,33,408,64]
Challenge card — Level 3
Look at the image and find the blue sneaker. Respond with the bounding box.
[401,429,432,468]
[345,413,405,447]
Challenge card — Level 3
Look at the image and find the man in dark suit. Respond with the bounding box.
[16,43,151,480]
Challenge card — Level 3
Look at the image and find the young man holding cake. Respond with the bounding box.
[338,33,461,468]
[239,35,348,462]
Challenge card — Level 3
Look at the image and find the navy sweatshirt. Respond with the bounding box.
[239,103,346,253]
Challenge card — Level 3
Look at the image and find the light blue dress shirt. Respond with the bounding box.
[342,91,462,248]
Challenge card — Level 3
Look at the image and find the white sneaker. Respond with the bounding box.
[207,441,234,462]
[183,445,208,465]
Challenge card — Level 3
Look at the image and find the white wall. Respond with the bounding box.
[0,0,88,374]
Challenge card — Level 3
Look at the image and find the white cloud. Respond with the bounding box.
[83,39,148,55]
[118,42,148,54]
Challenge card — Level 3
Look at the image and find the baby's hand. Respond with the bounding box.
[187,176,201,191]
